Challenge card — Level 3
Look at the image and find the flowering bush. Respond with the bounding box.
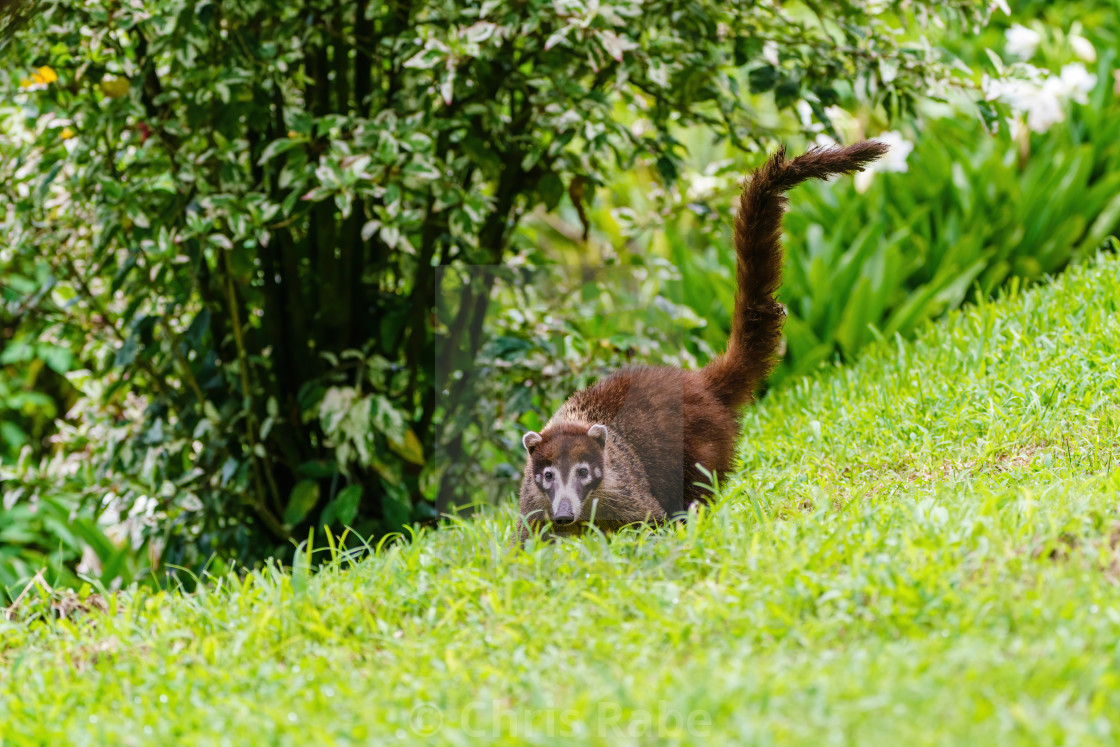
[523,5,1120,393]
[986,61,1097,134]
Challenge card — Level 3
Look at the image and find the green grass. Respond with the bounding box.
[4,253,1120,745]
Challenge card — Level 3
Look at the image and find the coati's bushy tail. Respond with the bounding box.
[702,140,889,407]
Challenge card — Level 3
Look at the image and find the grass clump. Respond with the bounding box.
[3,254,1120,745]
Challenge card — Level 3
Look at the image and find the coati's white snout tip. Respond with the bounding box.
[522,431,543,451]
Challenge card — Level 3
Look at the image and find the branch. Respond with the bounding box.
[220,248,285,523]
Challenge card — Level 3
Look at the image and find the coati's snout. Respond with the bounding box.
[521,423,608,526]
[552,501,576,524]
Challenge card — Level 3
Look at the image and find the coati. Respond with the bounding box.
[517,141,889,543]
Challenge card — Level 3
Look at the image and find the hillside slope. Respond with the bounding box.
[3,254,1120,745]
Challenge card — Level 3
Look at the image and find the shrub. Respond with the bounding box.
[0,0,991,581]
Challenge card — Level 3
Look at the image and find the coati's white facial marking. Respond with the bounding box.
[550,461,595,520]
[526,425,607,526]
[572,462,594,487]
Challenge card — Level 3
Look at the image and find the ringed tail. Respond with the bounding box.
[701,140,890,407]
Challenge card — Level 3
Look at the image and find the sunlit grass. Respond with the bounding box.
[3,253,1120,745]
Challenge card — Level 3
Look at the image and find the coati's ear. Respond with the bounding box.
[587,424,608,447]
[522,431,543,452]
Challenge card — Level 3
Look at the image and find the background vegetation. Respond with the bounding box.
[0,0,1116,601]
[0,0,998,592]
[3,0,1120,741]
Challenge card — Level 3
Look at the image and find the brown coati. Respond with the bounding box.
[517,141,889,543]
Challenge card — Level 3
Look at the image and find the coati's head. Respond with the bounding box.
[521,423,607,526]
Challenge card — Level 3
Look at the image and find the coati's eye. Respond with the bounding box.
[577,467,589,478]
[543,469,554,481]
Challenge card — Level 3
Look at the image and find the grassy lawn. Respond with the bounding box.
[4,252,1120,745]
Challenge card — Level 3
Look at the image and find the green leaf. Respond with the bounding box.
[36,161,63,203]
[774,76,801,110]
[257,138,303,166]
[320,484,362,527]
[538,172,564,211]
[114,335,139,368]
[380,479,412,530]
[656,156,678,184]
[371,396,406,442]
[389,429,424,466]
[733,36,762,67]
[284,480,321,526]
[0,422,27,449]
[748,65,779,93]
[0,342,33,364]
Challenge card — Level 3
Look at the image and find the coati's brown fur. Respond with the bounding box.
[518,141,889,543]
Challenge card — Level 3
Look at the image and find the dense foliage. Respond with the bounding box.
[0,0,990,588]
[528,12,1120,387]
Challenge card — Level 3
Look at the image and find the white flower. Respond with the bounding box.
[1005,23,1041,60]
[762,40,780,66]
[984,77,1030,108]
[988,70,1051,110]
[985,63,1094,134]
[870,131,914,173]
[1070,34,1097,63]
[1026,79,1066,132]
[854,131,914,193]
[854,170,873,194]
[796,100,813,129]
[795,100,826,134]
[1058,62,1097,104]
[685,174,720,201]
